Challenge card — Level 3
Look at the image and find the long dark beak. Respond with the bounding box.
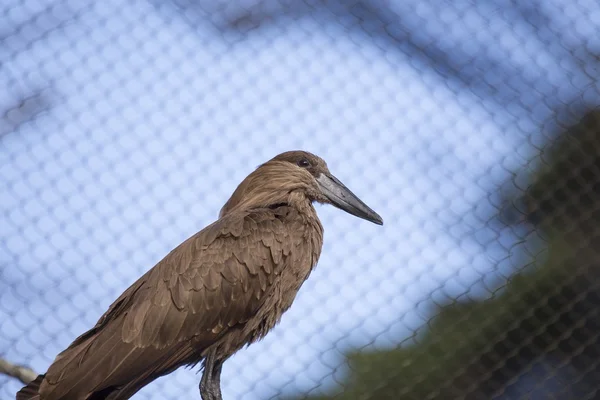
[316,173,383,225]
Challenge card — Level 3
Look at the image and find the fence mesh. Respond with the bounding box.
[2,0,600,399]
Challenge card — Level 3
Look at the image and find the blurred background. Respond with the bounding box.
[1,0,600,399]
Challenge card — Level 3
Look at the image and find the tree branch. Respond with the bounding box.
[0,357,38,385]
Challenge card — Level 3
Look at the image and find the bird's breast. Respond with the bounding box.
[208,210,324,352]
[267,220,323,316]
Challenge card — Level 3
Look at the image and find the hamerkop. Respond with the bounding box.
[17,150,383,400]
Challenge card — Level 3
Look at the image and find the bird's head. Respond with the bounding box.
[220,150,383,225]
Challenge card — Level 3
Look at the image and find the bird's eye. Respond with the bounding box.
[297,158,310,168]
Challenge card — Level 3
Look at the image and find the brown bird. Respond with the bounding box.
[17,150,383,400]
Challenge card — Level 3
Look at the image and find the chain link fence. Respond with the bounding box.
[2,0,600,399]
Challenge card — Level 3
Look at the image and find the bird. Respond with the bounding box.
[17,150,383,400]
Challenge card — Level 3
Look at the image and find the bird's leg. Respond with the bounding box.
[200,349,223,400]
[211,358,222,393]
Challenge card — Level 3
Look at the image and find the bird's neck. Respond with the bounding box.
[221,183,314,217]
[220,165,311,218]
[286,191,316,216]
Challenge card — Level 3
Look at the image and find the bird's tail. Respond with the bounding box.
[16,374,45,400]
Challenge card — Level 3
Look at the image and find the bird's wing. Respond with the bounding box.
[37,208,301,399]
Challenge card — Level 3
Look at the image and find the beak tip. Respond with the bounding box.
[316,173,384,226]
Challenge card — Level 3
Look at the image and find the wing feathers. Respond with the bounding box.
[203,269,221,291]
[152,282,171,306]
[170,277,189,310]
[222,257,241,283]
[157,306,188,346]
[139,303,169,345]
[35,207,314,400]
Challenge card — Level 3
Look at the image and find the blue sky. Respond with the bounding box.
[1,0,599,399]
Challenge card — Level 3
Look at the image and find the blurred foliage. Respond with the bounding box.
[526,110,600,240]
[289,110,600,400]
